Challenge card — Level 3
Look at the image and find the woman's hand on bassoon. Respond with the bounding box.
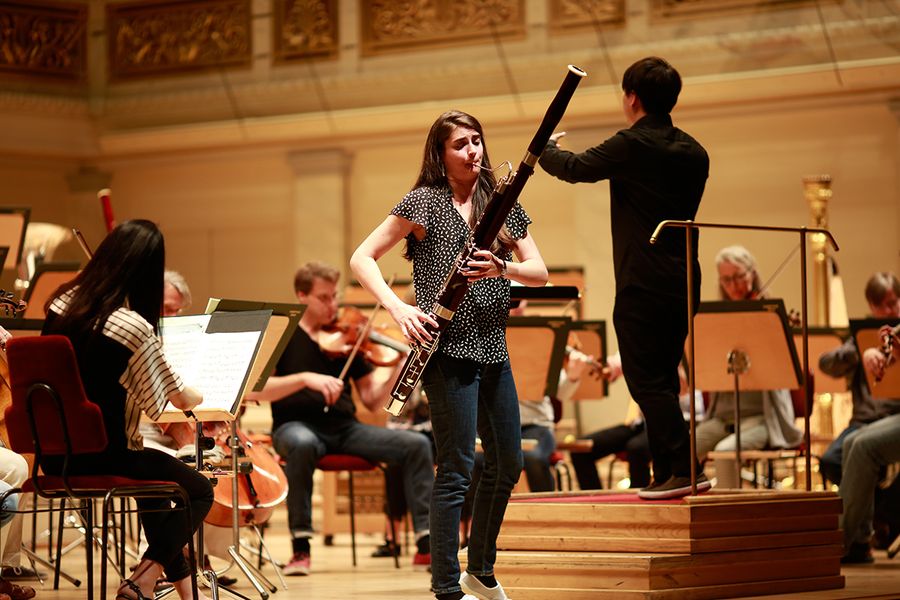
[387,301,437,345]
[462,249,506,282]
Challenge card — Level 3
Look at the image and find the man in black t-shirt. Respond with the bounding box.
[251,262,434,575]
[539,56,710,500]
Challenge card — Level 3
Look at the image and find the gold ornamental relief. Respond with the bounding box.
[548,0,625,33]
[274,0,338,62]
[361,0,525,56]
[108,0,251,81]
[651,0,816,20]
[0,1,87,81]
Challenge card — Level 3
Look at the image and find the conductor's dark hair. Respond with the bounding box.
[622,57,682,115]
[46,219,166,343]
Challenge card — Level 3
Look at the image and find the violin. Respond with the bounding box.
[317,306,409,368]
[876,323,899,383]
[163,420,288,527]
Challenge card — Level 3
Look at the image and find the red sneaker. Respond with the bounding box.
[283,552,310,576]
[412,551,431,572]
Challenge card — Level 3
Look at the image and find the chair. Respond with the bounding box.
[706,374,814,489]
[548,450,572,491]
[315,455,399,569]
[4,335,200,600]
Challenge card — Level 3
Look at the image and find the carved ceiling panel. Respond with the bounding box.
[651,0,816,19]
[107,0,251,81]
[0,1,87,81]
[548,0,625,32]
[360,0,525,56]
[274,0,338,63]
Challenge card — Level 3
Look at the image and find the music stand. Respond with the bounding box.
[566,320,608,437]
[160,310,272,600]
[205,299,305,594]
[21,262,80,319]
[506,315,571,402]
[692,299,802,487]
[851,319,900,401]
[0,207,29,273]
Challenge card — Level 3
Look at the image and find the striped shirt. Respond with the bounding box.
[45,291,184,451]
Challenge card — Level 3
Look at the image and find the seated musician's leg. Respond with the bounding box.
[521,424,555,492]
[840,415,900,563]
[570,424,640,490]
[272,421,325,575]
[339,421,434,568]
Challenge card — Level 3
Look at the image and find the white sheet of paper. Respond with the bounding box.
[161,315,262,416]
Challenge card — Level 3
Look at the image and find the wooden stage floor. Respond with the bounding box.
[16,504,900,599]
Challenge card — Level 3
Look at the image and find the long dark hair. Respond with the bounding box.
[407,110,514,258]
[45,219,166,343]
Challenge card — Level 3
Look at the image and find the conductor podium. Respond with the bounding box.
[492,299,844,599]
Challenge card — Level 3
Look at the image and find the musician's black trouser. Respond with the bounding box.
[613,286,701,484]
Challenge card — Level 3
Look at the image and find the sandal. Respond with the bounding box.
[116,578,150,600]
[0,580,34,600]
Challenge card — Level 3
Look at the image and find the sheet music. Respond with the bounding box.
[161,314,264,417]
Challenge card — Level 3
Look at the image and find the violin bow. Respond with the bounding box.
[336,273,397,382]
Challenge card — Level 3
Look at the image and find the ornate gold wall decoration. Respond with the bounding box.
[273,0,338,63]
[651,0,813,20]
[0,1,87,81]
[360,0,526,56]
[548,0,625,33]
[107,0,251,81]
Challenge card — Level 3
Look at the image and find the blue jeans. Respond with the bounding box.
[423,354,522,596]
[272,418,434,539]
[0,481,17,528]
[820,424,861,485]
[839,414,900,548]
[521,424,556,492]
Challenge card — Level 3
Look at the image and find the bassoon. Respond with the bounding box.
[385,64,587,416]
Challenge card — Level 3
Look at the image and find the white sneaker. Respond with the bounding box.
[460,572,510,600]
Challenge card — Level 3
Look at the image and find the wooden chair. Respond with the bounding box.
[5,335,200,600]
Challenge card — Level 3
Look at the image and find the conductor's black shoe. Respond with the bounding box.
[371,541,400,558]
[638,473,711,500]
[840,542,874,565]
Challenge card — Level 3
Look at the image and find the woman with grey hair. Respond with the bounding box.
[715,245,763,301]
[163,270,192,316]
[696,245,802,488]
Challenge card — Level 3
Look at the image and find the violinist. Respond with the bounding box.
[41,220,213,600]
[248,261,434,576]
[0,325,44,590]
[839,329,900,564]
[818,272,900,487]
[693,245,802,489]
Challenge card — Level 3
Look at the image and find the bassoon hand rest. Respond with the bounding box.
[385,65,587,417]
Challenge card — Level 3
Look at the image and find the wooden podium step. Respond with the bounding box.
[494,489,844,599]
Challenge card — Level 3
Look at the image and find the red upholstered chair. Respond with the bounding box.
[314,454,399,569]
[548,450,572,491]
[5,335,200,600]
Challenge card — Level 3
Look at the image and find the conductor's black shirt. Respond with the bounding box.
[539,113,709,296]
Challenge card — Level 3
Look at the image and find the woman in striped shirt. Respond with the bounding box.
[43,220,213,600]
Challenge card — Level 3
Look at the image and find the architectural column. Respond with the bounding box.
[286,148,353,276]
